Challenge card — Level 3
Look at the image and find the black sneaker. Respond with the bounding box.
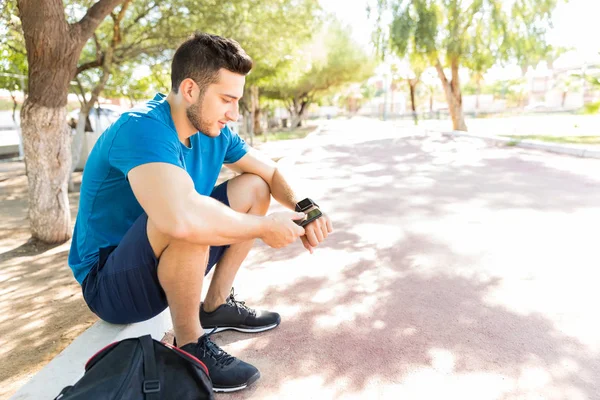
[180,331,260,392]
[201,288,281,334]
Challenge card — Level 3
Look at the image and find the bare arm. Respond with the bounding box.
[228,148,300,210]
[230,149,334,253]
[128,162,304,246]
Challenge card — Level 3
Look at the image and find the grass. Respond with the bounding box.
[505,135,600,145]
[257,126,317,142]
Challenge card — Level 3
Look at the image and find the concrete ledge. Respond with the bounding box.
[443,131,600,159]
[10,309,172,400]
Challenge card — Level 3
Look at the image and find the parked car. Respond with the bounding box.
[68,104,123,134]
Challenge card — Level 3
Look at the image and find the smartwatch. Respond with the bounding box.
[294,198,323,227]
[295,198,319,212]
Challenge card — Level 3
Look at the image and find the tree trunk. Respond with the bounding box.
[290,97,310,128]
[409,80,418,125]
[435,59,467,131]
[242,110,254,146]
[70,56,114,187]
[561,91,567,108]
[10,92,19,123]
[250,86,262,135]
[17,0,125,243]
[429,92,433,112]
[20,103,73,242]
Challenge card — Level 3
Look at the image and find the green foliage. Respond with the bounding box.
[502,0,560,72]
[583,102,600,114]
[7,0,321,106]
[262,20,375,116]
[0,0,28,92]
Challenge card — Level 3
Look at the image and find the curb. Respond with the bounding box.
[10,309,172,399]
[442,131,600,159]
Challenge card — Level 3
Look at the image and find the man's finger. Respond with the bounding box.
[325,217,333,233]
[320,221,329,240]
[301,236,314,254]
[291,212,306,220]
[313,225,324,242]
[306,229,319,247]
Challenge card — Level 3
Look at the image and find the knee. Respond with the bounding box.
[147,217,209,259]
[241,173,271,214]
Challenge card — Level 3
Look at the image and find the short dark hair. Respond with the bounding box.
[171,32,253,94]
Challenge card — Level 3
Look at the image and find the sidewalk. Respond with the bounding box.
[5,118,600,399]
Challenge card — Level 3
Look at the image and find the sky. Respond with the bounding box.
[319,0,600,79]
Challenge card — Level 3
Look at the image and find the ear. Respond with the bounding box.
[179,78,198,104]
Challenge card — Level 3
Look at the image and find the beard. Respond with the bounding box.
[186,97,218,137]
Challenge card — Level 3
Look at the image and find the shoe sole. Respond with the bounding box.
[204,322,279,334]
[213,371,261,393]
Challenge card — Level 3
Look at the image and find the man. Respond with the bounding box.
[68,32,333,392]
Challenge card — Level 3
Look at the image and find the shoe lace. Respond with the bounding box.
[226,288,256,316]
[197,329,236,367]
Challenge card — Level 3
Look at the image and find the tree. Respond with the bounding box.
[392,54,427,124]
[262,21,375,127]
[217,0,321,135]
[15,0,126,243]
[101,62,167,106]
[74,0,321,141]
[69,0,133,190]
[375,0,560,131]
[554,74,581,108]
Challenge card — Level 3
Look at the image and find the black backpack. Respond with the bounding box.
[54,335,214,400]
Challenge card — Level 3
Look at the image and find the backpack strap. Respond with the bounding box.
[54,385,73,400]
[140,335,161,400]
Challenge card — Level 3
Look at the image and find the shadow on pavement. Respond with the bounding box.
[214,132,599,399]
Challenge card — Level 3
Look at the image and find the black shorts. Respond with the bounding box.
[81,181,230,324]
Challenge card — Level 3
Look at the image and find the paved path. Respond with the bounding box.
[209,118,600,399]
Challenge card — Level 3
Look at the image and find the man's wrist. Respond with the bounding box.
[247,214,269,240]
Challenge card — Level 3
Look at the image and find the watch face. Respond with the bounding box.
[298,198,313,210]
[305,208,322,219]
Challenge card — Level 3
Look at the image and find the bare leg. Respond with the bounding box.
[147,219,209,347]
[203,174,271,312]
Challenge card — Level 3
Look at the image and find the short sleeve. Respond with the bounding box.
[108,116,183,177]
[223,125,250,164]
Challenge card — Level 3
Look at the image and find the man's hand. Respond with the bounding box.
[301,212,333,254]
[261,211,306,248]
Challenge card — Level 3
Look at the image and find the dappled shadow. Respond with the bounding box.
[0,238,63,259]
[0,168,94,398]
[215,233,599,399]
[0,246,97,399]
[212,129,600,399]
[301,135,600,217]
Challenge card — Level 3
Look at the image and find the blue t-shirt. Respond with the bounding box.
[68,93,249,283]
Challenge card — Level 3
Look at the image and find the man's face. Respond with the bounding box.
[186,69,245,137]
